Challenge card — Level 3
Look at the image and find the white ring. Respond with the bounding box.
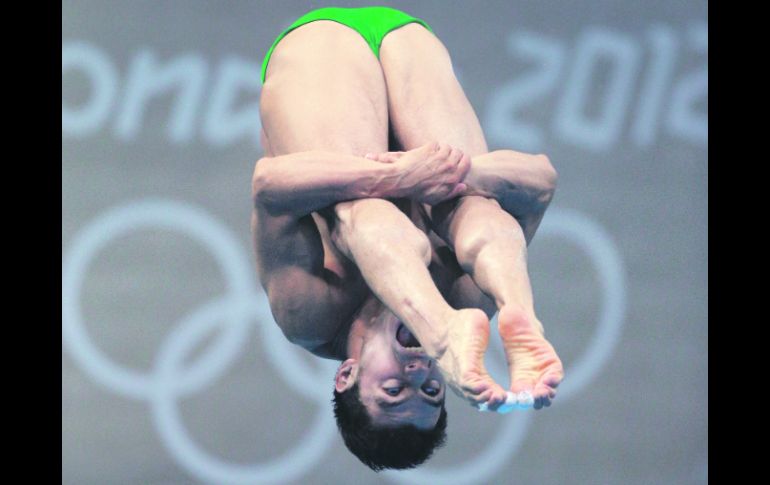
[62,199,256,399]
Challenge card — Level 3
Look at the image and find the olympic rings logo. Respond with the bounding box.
[62,199,626,485]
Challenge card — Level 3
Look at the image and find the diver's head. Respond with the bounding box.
[332,309,448,470]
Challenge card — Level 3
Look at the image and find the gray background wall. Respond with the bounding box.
[62,1,708,483]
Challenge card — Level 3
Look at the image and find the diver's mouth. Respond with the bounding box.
[396,323,423,349]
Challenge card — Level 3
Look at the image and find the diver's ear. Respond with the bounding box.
[334,358,359,393]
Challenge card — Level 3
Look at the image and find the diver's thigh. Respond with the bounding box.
[260,20,389,156]
[379,23,489,157]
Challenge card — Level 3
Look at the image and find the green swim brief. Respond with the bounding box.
[260,6,434,84]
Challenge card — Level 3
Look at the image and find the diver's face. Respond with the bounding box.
[356,317,446,429]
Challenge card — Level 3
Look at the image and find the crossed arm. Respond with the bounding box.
[252,147,556,239]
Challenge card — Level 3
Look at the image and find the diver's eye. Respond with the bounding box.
[422,386,440,397]
[385,387,402,396]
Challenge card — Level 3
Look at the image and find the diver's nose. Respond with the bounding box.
[404,359,431,379]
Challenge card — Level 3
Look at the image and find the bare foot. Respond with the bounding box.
[435,308,508,409]
[498,306,564,410]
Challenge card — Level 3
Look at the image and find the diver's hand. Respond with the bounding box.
[367,142,470,205]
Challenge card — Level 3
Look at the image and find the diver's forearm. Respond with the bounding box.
[251,150,399,216]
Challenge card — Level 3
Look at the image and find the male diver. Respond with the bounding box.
[253,6,563,470]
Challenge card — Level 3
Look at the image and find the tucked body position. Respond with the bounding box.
[253,6,564,471]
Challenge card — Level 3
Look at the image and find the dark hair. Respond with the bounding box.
[332,383,448,471]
